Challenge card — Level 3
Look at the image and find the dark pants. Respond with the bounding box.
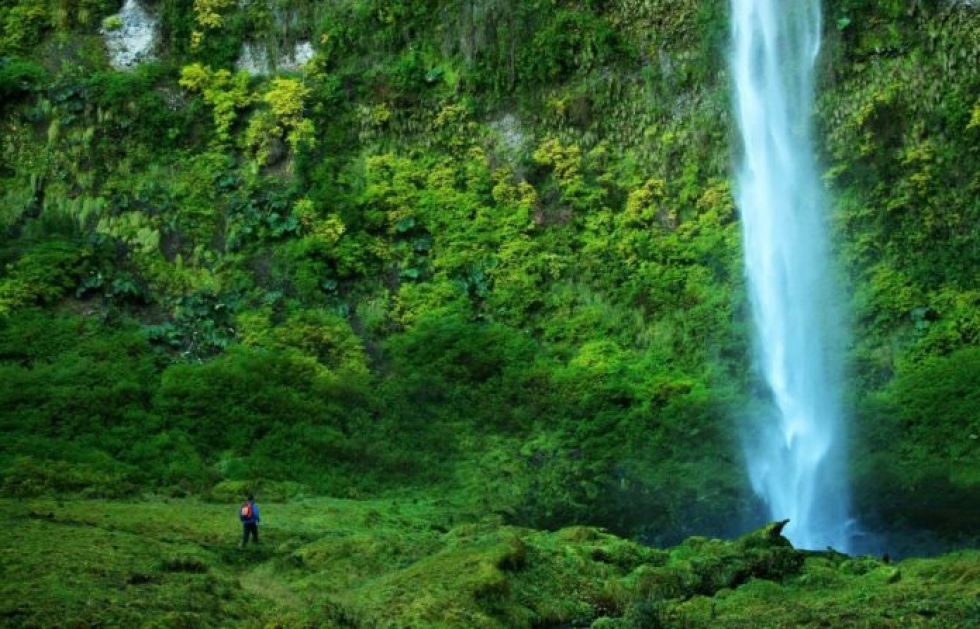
[242,522,259,546]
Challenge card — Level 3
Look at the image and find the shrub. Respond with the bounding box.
[0,239,87,315]
[0,318,160,441]
[153,343,417,493]
[0,57,46,102]
[179,63,253,143]
[893,348,980,465]
[0,453,134,498]
[384,313,536,385]
[0,3,50,55]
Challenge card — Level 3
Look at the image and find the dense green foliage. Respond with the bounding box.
[0,0,978,560]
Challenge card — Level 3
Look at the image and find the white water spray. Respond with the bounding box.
[729,0,851,550]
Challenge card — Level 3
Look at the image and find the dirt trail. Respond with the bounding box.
[237,562,308,610]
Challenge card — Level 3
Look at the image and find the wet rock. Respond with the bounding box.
[237,41,315,75]
[102,0,159,70]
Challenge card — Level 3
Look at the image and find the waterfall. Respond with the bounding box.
[729,0,851,550]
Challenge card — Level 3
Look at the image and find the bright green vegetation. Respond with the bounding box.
[3,497,978,628]
[0,498,980,629]
[0,2,979,619]
[0,0,752,543]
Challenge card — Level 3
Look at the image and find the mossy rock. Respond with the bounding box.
[663,523,806,595]
[862,566,902,585]
[839,556,883,576]
[557,525,668,570]
[626,564,693,599]
[796,557,848,587]
[338,529,531,629]
[735,519,794,549]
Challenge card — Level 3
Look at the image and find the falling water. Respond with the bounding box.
[729,0,851,550]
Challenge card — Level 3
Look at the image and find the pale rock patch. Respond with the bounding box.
[237,41,315,75]
[102,0,159,70]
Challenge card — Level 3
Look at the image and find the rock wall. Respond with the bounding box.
[102,0,159,70]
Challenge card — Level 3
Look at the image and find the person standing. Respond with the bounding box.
[239,494,261,547]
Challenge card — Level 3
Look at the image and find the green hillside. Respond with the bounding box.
[1,0,979,625]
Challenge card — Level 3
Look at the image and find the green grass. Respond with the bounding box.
[2,497,978,628]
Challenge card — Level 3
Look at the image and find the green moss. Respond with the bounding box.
[2,498,978,629]
[1,503,262,627]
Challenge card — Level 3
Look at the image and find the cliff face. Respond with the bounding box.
[0,1,977,546]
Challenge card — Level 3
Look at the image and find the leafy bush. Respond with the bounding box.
[83,65,188,147]
[520,8,628,86]
[0,3,50,55]
[853,349,980,537]
[893,348,980,466]
[0,239,88,315]
[122,429,210,491]
[0,454,133,498]
[0,57,46,102]
[0,318,160,439]
[0,308,91,363]
[153,345,391,492]
[179,63,254,143]
[385,313,535,385]
[434,0,635,96]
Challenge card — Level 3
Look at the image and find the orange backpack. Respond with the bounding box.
[240,501,253,520]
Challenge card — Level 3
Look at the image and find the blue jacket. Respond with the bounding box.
[240,500,261,524]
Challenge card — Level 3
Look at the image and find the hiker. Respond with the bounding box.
[239,494,261,547]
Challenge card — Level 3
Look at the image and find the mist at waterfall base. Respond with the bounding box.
[729,0,853,552]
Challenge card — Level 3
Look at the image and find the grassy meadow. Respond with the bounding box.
[3,495,979,628]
